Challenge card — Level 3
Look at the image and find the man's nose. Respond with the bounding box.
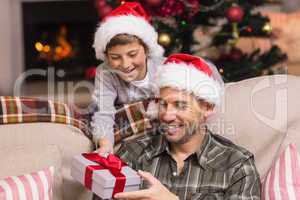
[160,105,177,122]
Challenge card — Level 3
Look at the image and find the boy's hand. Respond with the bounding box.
[97,137,113,154]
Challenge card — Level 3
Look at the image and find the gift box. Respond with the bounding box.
[71,153,141,199]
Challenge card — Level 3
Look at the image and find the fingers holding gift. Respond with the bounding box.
[114,170,179,200]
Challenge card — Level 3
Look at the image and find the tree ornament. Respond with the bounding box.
[226,5,244,23]
[160,0,184,17]
[180,20,188,28]
[246,26,253,33]
[229,48,243,61]
[219,68,224,74]
[95,0,106,8]
[158,32,172,47]
[98,5,112,19]
[145,0,163,7]
[262,22,272,34]
[187,0,200,18]
[85,66,97,79]
[95,0,112,19]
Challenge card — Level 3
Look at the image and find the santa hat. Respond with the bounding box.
[93,2,164,61]
[157,53,222,105]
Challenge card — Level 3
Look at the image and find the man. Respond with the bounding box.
[114,54,261,199]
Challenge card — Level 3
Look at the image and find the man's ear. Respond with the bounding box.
[204,103,215,118]
[198,100,215,118]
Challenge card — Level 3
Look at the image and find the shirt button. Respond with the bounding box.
[172,172,177,176]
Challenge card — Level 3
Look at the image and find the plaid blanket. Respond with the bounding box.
[0,96,91,139]
[114,98,159,144]
[0,96,158,144]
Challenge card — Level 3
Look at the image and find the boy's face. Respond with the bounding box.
[106,41,147,82]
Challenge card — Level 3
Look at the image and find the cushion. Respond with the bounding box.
[0,145,63,200]
[0,166,54,200]
[262,143,300,199]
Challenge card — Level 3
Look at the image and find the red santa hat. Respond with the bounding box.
[93,2,164,61]
[157,53,222,105]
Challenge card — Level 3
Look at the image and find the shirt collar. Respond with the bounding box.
[195,130,212,169]
[146,134,168,160]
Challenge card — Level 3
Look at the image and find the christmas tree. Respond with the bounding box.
[95,0,287,82]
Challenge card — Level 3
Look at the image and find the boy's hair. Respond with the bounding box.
[105,34,149,55]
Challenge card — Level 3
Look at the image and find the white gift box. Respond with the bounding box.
[71,154,141,199]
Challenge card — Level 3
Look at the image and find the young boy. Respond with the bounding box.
[91,2,165,153]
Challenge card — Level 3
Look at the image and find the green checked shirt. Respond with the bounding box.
[116,130,261,200]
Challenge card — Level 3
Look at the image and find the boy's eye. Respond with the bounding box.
[129,53,137,57]
[110,56,120,60]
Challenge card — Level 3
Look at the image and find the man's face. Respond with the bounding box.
[159,87,213,144]
[106,41,147,82]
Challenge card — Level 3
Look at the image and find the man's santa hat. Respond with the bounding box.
[93,2,164,61]
[157,53,223,106]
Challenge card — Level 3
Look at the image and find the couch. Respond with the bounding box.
[0,74,299,199]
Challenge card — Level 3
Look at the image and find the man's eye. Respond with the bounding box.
[176,102,187,110]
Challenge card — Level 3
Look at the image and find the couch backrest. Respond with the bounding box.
[208,75,300,178]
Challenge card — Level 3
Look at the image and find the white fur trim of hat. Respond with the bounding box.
[93,15,164,61]
[156,54,222,106]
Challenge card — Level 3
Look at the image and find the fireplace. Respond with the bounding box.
[22,0,100,81]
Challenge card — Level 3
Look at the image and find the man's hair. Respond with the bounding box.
[105,34,149,54]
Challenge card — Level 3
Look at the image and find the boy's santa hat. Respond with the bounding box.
[157,53,222,106]
[93,2,164,61]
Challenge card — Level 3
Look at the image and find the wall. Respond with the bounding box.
[0,0,89,96]
[0,0,13,95]
[0,0,24,95]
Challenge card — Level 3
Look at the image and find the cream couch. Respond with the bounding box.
[0,123,94,200]
[0,74,299,199]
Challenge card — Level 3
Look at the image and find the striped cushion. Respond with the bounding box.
[262,143,300,200]
[0,166,54,200]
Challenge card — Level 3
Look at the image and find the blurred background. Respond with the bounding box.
[0,0,299,106]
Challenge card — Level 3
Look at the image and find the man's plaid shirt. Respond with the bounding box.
[116,130,261,200]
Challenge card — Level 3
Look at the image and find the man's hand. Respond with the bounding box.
[96,137,113,154]
[114,170,179,200]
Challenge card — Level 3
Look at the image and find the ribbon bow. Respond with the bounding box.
[82,153,127,198]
